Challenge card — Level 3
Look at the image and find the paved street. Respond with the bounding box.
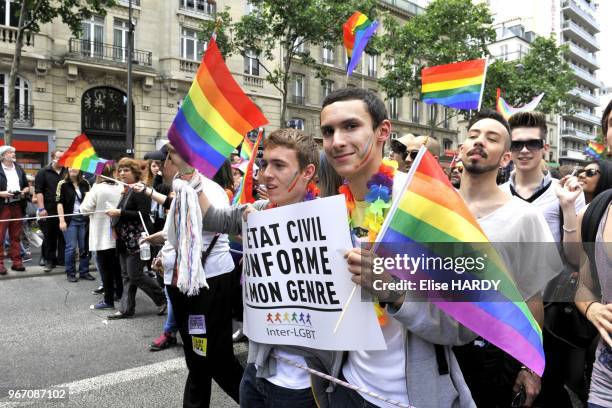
[0,256,245,408]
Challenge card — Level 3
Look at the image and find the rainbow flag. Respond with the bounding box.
[168,35,268,178]
[233,128,264,205]
[496,88,545,120]
[421,59,487,110]
[343,11,379,77]
[376,147,545,375]
[240,136,255,161]
[585,140,606,160]
[58,134,112,175]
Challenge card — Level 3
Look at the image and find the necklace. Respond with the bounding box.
[339,159,397,325]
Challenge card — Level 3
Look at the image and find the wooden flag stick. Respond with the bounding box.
[99,174,129,186]
[333,284,357,334]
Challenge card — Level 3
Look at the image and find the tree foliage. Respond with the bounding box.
[203,0,378,126]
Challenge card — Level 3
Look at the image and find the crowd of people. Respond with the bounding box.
[0,88,611,408]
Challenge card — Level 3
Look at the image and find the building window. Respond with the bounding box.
[179,0,216,15]
[389,97,398,120]
[0,0,19,27]
[321,79,334,99]
[443,107,450,128]
[429,104,437,124]
[294,37,305,54]
[367,54,377,77]
[390,132,398,140]
[412,99,420,123]
[292,74,305,104]
[322,43,335,65]
[443,139,452,151]
[500,44,508,61]
[181,28,207,61]
[0,73,31,124]
[244,49,259,76]
[81,16,104,58]
[287,118,305,130]
[113,19,130,62]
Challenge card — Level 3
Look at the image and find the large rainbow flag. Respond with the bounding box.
[421,59,487,110]
[343,11,379,77]
[168,35,268,178]
[233,128,263,205]
[585,140,606,160]
[496,88,545,120]
[58,134,112,175]
[376,147,545,375]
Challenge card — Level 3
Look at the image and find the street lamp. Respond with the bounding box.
[126,0,134,157]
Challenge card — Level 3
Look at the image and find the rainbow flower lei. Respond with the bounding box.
[339,159,397,325]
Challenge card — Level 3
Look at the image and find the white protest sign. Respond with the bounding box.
[242,195,385,350]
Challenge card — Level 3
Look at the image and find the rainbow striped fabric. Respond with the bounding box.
[343,11,379,77]
[168,36,268,178]
[421,59,487,110]
[58,134,112,175]
[585,140,606,160]
[377,147,545,375]
[496,88,545,120]
[233,129,264,205]
[240,136,255,161]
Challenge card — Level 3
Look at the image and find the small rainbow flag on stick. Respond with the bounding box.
[58,134,113,175]
[233,128,264,205]
[585,140,606,160]
[496,88,545,120]
[421,59,487,110]
[240,136,255,161]
[343,11,379,77]
[376,147,545,375]
[168,35,268,178]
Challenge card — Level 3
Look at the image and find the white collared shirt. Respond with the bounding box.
[2,163,20,192]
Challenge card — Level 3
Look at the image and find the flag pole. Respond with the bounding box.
[477,58,489,111]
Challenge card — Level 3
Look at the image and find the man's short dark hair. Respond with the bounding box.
[602,99,612,136]
[322,88,388,129]
[467,109,511,148]
[508,111,548,140]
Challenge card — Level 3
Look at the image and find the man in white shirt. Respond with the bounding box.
[453,110,561,407]
[0,145,29,274]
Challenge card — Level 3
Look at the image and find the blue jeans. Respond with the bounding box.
[163,287,177,334]
[239,363,316,408]
[63,217,89,277]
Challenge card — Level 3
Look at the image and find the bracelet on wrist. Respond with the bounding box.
[37,208,45,213]
[585,301,598,318]
[562,225,577,233]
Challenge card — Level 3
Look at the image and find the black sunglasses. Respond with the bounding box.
[579,169,601,178]
[510,139,544,152]
[406,150,419,160]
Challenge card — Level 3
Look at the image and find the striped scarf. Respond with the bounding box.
[166,171,207,295]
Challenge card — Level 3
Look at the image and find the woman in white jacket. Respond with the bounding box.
[80,163,124,309]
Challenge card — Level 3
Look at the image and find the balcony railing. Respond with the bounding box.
[243,74,264,88]
[68,38,152,67]
[567,42,598,68]
[0,26,34,46]
[562,21,598,50]
[178,0,216,18]
[291,95,305,105]
[571,110,600,126]
[380,0,425,16]
[0,104,34,127]
[118,0,141,6]
[560,148,586,160]
[570,87,599,106]
[569,63,601,88]
[561,0,600,32]
[561,127,595,141]
[179,59,199,73]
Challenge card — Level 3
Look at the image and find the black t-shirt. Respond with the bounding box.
[34,165,66,214]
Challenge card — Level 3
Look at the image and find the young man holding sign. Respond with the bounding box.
[197,128,322,408]
[318,88,476,408]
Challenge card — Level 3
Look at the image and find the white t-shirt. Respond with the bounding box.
[163,177,234,285]
[478,196,562,300]
[341,172,410,408]
[501,175,585,244]
[2,163,20,192]
[266,350,311,389]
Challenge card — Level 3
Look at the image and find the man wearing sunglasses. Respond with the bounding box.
[501,111,585,407]
[404,135,441,171]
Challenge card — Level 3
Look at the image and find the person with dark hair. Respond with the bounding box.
[214,159,236,202]
[578,160,612,204]
[319,88,476,408]
[106,158,166,319]
[388,135,412,172]
[602,99,612,157]
[0,145,29,274]
[56,168,93,282]
[81,163,124,308]
[35,149,66,271]
[501,111,586,407]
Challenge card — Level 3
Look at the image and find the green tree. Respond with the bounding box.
[482,36,576,114]
[202,0,377,126]
[4,0,115,145]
